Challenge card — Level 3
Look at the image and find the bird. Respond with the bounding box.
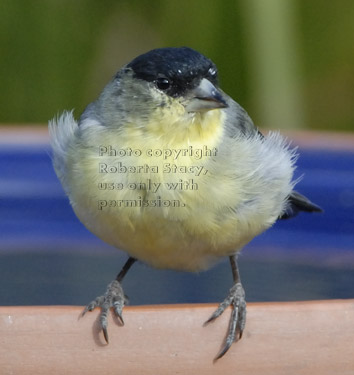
[49,46,322,359]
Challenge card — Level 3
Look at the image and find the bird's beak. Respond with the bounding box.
[185,78,228,113]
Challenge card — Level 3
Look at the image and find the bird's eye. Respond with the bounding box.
[155,77,171,90]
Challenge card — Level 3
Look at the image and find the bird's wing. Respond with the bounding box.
[223,108,323,220]
[279,190,323,220]
[251,128,323,220]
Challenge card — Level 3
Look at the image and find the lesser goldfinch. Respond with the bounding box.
[49,47,322,359]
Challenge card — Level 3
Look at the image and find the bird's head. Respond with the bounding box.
[96,47,228,142]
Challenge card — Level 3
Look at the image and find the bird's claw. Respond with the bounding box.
[82,280,126,343]
[204,282,246,360]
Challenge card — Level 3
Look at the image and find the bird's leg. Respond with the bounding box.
[204,254,246,360]
[82,256,137,343]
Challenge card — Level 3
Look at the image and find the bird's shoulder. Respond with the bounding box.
[223,96,258,138]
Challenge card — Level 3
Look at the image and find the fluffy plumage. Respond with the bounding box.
[49,47,321,358]
[49,47,297,271]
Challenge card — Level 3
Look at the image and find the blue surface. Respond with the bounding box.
[0,142,353,305]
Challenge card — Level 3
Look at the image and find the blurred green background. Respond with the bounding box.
[1,0,353,131]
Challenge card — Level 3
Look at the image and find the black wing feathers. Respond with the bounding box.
[280,190,323,220]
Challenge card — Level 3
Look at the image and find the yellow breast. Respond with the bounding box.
[66,107,248,270]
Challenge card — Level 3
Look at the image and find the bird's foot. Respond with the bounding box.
[82,280,126,343]
[204,282,246,360]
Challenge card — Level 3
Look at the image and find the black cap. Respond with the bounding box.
[126,47,219,98]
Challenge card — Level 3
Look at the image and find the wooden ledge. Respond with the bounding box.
[1,300,354,374]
